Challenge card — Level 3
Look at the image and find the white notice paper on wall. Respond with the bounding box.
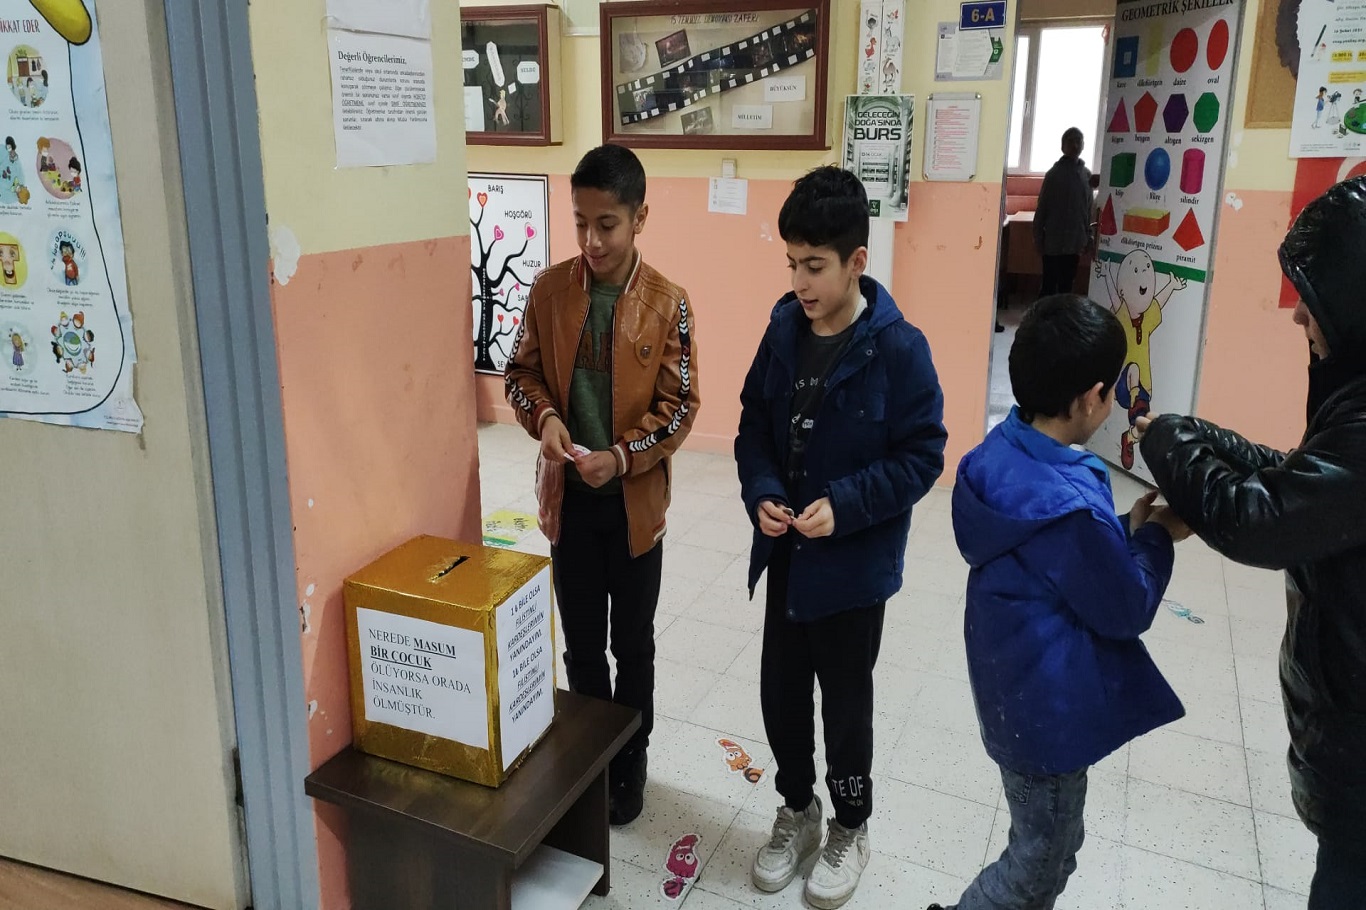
[329,30,437,167]
[765,76,807,103]
[732,105,775,130]
[356,608,490,748]
[496,567,556,769]
[708,178,749,215]
[326,0,431,39]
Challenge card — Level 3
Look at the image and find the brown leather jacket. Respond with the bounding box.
[505,253,700,557]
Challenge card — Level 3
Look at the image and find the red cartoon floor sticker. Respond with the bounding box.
[718,738,765,784]
[660,833,701,900]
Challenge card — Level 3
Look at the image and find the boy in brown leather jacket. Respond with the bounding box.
[504,144,700,825]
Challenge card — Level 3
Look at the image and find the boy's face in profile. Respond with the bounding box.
[573,187,647,286]
[785,241,866,328]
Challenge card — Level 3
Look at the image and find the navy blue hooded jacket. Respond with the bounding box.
[735,277,946,621]
[953,409,1184,774]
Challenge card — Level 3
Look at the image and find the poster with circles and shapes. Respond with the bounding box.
[0,0,142,433]
[1088,0,1244,482]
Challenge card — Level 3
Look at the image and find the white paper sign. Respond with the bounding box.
[765,75,807,103]
[469,174,550,375]
[462,50,479,70]
[496,568,555,769]
[708,177,749,215]
[326,0,431,39]
[732,104,775,129]
[1290,0,1366,156]
[465,86,486,131]
[329,30,437,168]
[356,608,490,748]
[517,61,542,84]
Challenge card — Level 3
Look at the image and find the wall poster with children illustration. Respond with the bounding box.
[0,0,142,432]
[1288,0,1366,156]
[1088,0,1244,480]
[469,172,549,375]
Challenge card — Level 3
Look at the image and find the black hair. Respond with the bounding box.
[60,240,74,254]
[777,166,870,262]
[68,157,80,174]
[570,144,646,209]
[4,137,13,151]
[1009,294,1127,422]
[1062,127,1084,147]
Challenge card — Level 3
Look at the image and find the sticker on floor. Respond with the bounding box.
[661,833,701,900]
[718,737,765,784]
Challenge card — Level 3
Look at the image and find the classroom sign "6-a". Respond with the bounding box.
[959,0,1006,29]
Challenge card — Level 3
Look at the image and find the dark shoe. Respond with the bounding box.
[995,322,1006,333]
[609,750,647,826]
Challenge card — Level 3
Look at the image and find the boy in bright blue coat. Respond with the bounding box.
[736,167,946,910]
[929,295,1189,910]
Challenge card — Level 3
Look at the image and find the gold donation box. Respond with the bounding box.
[343,536,557,787]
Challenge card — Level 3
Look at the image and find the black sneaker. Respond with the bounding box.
[609,750,647,826]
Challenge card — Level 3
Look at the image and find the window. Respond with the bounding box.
[1007,21,1110,174]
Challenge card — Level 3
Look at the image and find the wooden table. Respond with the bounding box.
[305,691,640,910]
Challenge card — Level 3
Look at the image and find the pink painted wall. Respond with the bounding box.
[1198,191,1308,452]
[475,176,1003,475]
[270,235,482,910]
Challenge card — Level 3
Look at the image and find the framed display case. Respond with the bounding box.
[599,0,832,150]
[461,4,564,146]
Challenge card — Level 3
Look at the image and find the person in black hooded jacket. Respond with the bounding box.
[1138,176,1366,910]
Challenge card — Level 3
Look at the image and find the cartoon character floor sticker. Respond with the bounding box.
[1094,251,1186,470]
[660,833,701,901]
[718,738,765,784]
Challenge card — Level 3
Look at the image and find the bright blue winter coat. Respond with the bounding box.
[952,409,1185,774]
[735,277,947,621]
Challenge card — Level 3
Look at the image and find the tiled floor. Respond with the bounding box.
[478,421,1312,910]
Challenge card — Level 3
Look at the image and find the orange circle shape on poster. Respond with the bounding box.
[1206,19,1230,69]
[1171,28,1199,73]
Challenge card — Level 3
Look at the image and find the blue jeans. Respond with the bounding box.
[1309,836,1366,910]
[951,767,1088,910]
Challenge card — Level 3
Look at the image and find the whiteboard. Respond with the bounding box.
[924,93,982,182]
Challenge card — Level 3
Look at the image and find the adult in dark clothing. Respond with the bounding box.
[1139,177,1366,910]
[1033,128,1094,297]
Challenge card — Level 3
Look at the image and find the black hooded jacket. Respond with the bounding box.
[1141,177,1366,844]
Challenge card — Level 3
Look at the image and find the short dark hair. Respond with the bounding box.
[778,166,869,262]
[1010,294,1126,422]
[570,144,646,208]
[1062,127,1084,147]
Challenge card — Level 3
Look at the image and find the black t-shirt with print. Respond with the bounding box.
[786,319,857,479]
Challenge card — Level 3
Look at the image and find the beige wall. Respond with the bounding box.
[0,1,244,907]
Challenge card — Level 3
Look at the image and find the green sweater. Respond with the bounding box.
[566,281,620,494]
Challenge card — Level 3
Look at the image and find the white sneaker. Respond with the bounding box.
[751,796,823,892]
[804,820,870,909]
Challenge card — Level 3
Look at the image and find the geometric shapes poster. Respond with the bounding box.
[1,0,142,432]
[469,172,549,376]
[1088,0,1243,480]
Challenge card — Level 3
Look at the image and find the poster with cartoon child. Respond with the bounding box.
[0,0,142,433]
[1090,0,1242,479]
[1093,251,1186,470]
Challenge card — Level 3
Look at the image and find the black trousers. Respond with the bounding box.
[1310,836,1366,910]
[760,538,885,829]
[1040,254,1080,297]
[551,486,662,762]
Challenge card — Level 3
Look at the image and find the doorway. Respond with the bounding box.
[989,15,1113,432]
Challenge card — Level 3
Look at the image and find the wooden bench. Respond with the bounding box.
[305,690,640,910]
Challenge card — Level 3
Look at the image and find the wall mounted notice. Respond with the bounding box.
[925,93,982,181]
[356,607,490,748]
[708,176,748,215]
[1088,0,1244,480]
[843,94,913,221]
[1289,0,1366,157]
[859,0,906,95]
[496,567,554,770]
[470,173,550,375]
[0,0,143,433]
[328,30,436,168]
[935,22,1005,81]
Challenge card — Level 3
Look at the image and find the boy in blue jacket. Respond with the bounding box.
[736,166,946,910]
[929,295,1189,910]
